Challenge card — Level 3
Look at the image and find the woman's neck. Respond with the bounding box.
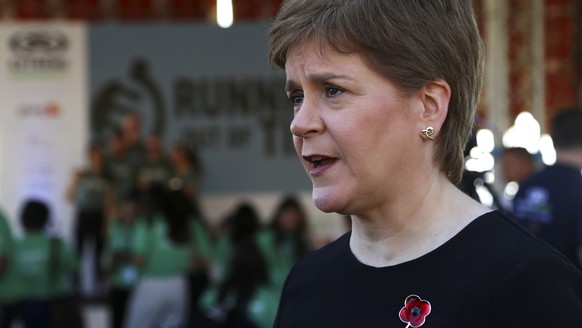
[349,175,489,267]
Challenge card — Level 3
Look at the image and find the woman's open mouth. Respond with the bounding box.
[303,155,338,175]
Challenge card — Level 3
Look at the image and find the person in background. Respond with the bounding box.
[254,196,311,327]
[11,200,78,328]
[513,108,582,269]
[0,207,18,328]
[168,142,204,201]
[66,143,113,295]
[497,147,536,214]
[120,111,145,165]
[267,0,582,326]
[136,133,173,192]
[105,127,138,210]
[124,185,204,328]
[195,203,269,328]
[500,147,536,185]
[101,188,142,328]
[0,207,11,277]
[182,195,213,322]
[457,128,503,209]
[258,195,310,289]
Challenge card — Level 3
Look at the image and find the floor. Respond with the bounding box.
[10,303,110,328]
[83,304,110,328]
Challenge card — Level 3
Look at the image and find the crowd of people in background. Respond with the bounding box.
[511,108,582,270]
[462,108,582,271]
[0,111,315,328]
[1,106,582,327]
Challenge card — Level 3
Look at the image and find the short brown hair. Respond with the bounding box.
[268,0,485,184]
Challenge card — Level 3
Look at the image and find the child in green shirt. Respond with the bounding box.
[10,200,78,328]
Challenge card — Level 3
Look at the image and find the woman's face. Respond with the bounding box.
[285,39,426,217]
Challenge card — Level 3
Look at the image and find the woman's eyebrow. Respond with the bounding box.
[285,73,352,92]
[285,79,298,93]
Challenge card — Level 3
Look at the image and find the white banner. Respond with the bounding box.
[0,23,88,241]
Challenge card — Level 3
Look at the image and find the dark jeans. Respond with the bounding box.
[110,287,131,328]
[0,302,20,328]
[75,210,105,284]
[20,299,51,328]
[189,270,210,310]
[190,308,258,328]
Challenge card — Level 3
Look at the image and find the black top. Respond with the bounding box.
[513,163,582,269]
[274,211,582,327]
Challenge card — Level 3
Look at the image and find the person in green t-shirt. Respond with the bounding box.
[66,143,113,290]
[168,142,204,200]
[0,207,18,328]
[101,189,141,328]
[135,134,173,193]
[258,195,312,288]
[253,195,313,327]
[0,207,12,276]
[168,141,212,320]
[10,200,78,328]
[105,127,139,209]
[185,200,213,321]
[124,185,212,328]
[195,202,272,328]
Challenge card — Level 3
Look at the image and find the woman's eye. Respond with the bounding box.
[288,93,304,110]
[325,85,343,97]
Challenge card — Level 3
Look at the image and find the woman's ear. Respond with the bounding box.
[420,79,451,133]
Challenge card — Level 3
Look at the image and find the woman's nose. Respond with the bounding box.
[290,98,324,138]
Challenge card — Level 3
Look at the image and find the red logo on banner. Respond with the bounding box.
[17,102,62,119]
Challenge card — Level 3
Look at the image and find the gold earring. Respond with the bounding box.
[421,127,435,140]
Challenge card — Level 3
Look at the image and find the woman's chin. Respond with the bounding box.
[312,188,348,214]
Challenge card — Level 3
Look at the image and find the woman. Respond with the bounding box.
[268,1,582,327]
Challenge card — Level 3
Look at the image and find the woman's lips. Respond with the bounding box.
[303,155,338,175]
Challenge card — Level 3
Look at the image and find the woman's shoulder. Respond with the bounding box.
[287,232,351,274]
[489,239,582,326]
[459,210,571,260]
[433,210,580,282]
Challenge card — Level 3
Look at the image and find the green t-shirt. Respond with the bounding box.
[200,232,281,328]
[190,219,213,260]
[0,210,12,256]
[105,155,137,205]
[75,171,110,211]
[102,219,140,289]
[133,215,214,278]
[133,216,191,277]
[256,230,299,288]
[137,158,172,187]
[0,211,16,302]
[9,234,77,300]
[206,235,232,283]
[169,168,202,197]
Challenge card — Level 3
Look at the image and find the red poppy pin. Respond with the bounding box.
[399,295,431,328]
